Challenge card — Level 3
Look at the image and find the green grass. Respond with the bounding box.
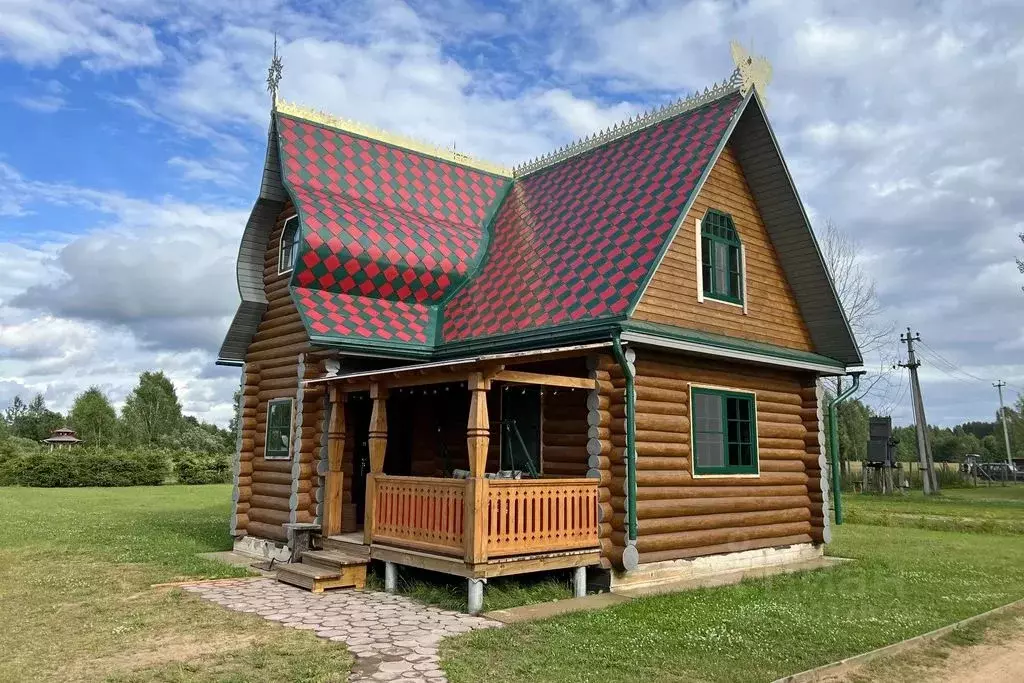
[844,485,1024,534]
[441,524,1024,682]
[366,565,573,613]
[0,485,351,682]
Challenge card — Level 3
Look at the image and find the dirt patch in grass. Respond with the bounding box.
[826,604,1024,683]
[63,632,261,680]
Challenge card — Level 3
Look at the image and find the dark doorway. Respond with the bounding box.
[349,394,371,527]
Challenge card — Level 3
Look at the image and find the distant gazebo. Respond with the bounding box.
[42,427,83,450]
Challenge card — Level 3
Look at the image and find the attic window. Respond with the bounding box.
[278,215,299,275]
[700,209,744,305]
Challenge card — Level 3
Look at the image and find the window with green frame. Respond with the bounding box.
[691,387,758,475]
[265,398,293,460]
[700,209,743,304]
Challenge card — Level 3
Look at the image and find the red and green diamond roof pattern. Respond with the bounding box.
[275,92,743,351]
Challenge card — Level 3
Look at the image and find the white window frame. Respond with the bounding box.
[696,213,749,315]
[277,215,299,275]
[264,398,294,460]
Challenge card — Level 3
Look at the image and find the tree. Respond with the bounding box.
[6,393,64,441]
[121,372,183,445]
[837,398,870,467]
[823,395,871,473]
[819,220,896,399]
[70,387,118,447]
[4,395,28,426]
[228,387,242,439]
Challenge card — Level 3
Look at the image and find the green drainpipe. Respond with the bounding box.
[827,372,864,526]
[611,334,639,570]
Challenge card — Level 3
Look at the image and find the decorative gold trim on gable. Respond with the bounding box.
[275,99,512,177]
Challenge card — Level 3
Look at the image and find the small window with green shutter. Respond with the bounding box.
[700,209,743,304]
[691,387,758,475]
[265,398,293,460]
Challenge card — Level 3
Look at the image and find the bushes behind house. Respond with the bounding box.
[175,452,232,485]
[0,446,172,487]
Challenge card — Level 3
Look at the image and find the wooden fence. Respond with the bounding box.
[369,475,600,560]
[485,478,600,557]
[371,476,466,555]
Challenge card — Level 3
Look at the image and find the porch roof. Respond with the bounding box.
[303,341,610,387]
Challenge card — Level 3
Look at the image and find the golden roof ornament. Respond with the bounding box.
[267,33,284,109]
[730,41,772,104]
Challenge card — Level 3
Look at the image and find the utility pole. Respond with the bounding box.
[900,329,937,493]
[994,381,1014,470]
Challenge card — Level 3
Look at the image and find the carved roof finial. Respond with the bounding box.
[267,33,284,110]
[729,40,772,105]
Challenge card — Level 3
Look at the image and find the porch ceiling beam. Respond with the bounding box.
[492,369,597,390]
[336,366,506,393]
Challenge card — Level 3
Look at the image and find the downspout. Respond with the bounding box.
[611,333,639,570]
[827,371,864,525]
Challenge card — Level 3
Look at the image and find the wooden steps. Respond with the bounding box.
[321,535,371,560]
[276,547,368,593]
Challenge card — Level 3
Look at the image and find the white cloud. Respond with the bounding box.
[0,0,162,70]
[167,156,246,186]
[3,0,1024,427]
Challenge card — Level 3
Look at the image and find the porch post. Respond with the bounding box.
[322,386,346,536]
[464,372,490,564]
[364,382,388,544]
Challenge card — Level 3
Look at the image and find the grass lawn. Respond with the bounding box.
[441,518,1024,682]
[0,486,351,682]
[366,565,572,613]
[844,484,1024,534]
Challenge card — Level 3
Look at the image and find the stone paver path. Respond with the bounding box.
[182,578,500,682]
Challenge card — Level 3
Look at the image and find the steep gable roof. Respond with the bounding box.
[218,76,861,370]
[442,93,742,342]
[275,111,510,352]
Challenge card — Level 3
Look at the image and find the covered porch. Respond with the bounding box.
[308,347,605,610]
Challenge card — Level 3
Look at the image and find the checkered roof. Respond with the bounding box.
[276,92,744,351]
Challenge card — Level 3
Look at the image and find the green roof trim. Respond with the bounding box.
[620,320,849,371]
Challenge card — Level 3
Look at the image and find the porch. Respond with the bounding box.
[299,348,605,610]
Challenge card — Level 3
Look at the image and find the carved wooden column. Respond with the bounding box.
[322,386,346,536]
[464,372,490,564]
[364,382,388,544]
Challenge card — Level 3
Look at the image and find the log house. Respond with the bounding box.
[218,61,862,608]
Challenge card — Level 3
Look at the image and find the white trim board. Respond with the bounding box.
[621,330,854,375]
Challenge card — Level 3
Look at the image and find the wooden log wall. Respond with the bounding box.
[589,355,616,565]
[598,349,821,567]
[540,389,589,477]
[237,201,327,543]
[802,378,830,543]
[632,143,815,353]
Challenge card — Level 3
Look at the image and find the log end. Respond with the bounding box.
[622,543,640,572]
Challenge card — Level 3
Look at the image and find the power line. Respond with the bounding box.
[917,340,993,384]
[914,347,986,388]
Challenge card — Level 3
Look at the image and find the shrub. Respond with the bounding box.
[0,447,171,487]
[175,452,232,485]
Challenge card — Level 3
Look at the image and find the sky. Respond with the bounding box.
[0,0,1022,428]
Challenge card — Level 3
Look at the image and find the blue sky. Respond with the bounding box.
[1,0,1022,427]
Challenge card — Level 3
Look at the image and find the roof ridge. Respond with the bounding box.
[513,69,743,178]
[276,99,513,177]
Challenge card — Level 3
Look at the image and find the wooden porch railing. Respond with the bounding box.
[371,476,466,556]
[485,478,600,557]
[368,475,600,561]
